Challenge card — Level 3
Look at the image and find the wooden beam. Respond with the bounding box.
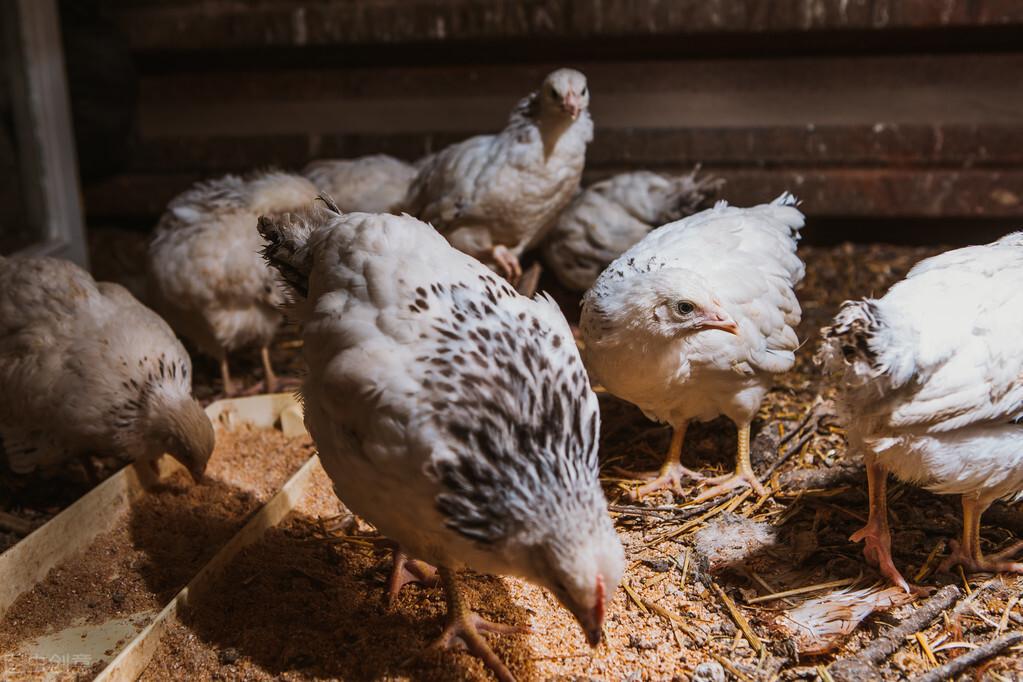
[82,167,1023,222]
[109,0,1023,51]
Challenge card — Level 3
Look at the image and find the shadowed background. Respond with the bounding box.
[39,0,1023,246]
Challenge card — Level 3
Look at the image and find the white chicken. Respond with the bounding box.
[302,154,418,214]
[259,204,623,682]
[817,233,1023,590]
[580,194,805,501]
[543,169,722,292]
[404,68,592,284]
[0,256,214,482]
[147,170,318,395]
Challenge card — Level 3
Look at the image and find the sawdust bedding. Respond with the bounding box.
[0,424,313,680]
[135,244,1023,681]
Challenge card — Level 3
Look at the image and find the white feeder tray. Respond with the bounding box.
[0,393,316,680]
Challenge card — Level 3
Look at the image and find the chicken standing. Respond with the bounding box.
[259,205,624,682]
[580,194,805,501]
[543,169,722,292]
[817,233,1023,590]
[302,154,418,214]
[404,68,592,284]
[148,170,318,395]
[0,256,214,482]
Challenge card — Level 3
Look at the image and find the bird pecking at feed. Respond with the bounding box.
[0,256,214,484]
[147,170,319,396]
[817,232,1023,592]
[580,193,806,502]
[258,203,624,682]
[404,68,592,290]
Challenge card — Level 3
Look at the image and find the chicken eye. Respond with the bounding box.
[676,300,696,315]
[549,85,559,98]
[580,85,588,96]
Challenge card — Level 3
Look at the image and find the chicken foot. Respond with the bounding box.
[428,567,529,682]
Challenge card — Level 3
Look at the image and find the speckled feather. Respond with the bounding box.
[404,69,592,267]
[0,256,206,473]
[259,208,623,607]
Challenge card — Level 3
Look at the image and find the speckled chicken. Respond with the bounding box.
[0,256,213,482]
[580,194,805,501]
[817,233,1023,590]
[302,154,418,214]
[543,169,723,292]
[404,68,592,284]
[259,205,624,682]
[147,170,318,395]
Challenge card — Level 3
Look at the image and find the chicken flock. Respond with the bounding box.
[2,68,1023,680]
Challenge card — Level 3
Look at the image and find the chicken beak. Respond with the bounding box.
[562,91,582,120]
[700,309,740,335]
[570,574,606,647]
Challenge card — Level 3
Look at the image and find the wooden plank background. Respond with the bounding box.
[67,0,1023,242]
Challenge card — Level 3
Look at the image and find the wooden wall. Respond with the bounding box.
[71,0,1023,242]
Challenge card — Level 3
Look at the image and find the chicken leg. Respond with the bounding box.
[429,567,528,682]
[941,495,1023,575]
[387,548,439,607]
[850,459,913,592]
[219,356,236,397]
[693,422,767,502]
[625,423,704,500]
[491,245,523,285]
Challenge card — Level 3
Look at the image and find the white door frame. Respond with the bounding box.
[3,0,88,267]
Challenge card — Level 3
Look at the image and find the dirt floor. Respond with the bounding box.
[0,423,313,679]
[5,240,1023,680]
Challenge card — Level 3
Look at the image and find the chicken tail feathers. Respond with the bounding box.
[660,167,725,222]
[258,204,330,301]
[815,299,886,377]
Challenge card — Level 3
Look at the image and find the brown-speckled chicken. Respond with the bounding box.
[404,68,592,283]
[0,256,214,482]
[147,170,318,395]
[302,154,418,214]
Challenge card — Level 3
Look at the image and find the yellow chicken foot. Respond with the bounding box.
[941,495,1023,575]
[693,422,767,503]
[624,424,703,500]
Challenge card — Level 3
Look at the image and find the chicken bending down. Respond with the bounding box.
[543,169,723,292]
[817,233,1023,591]
[404,68,592,286]
[302,154,418,214]
[148,170,319,396]
[259,206,624,682]
[581,194,805,502]
[0,256,214,483]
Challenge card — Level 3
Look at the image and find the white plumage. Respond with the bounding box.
[543,169,722,291]
[259,206,623,682]
[404,68,592,283]
[0,256,213,481]
[818,232,1023,587]
[147,170,318,395]
[580,194,805,500]
[302,154,418,214]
